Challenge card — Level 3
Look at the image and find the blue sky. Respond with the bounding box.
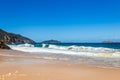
[0,0,120,42]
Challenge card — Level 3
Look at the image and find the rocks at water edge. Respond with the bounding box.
[0,40,10,49]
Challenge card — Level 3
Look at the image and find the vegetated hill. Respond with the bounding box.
[0,29,35,44]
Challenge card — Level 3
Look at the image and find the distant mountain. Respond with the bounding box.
[0,29,35,44]
[41,40,61,43]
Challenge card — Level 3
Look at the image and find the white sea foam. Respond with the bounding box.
[17,43,34,47]
[49,44,118,52]
[8,44,120,58]
[42,44,46,48]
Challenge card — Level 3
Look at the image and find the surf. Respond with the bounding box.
[8,43,120,58]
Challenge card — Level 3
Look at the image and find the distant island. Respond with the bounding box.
[102,41,120,43]
[41,40,61,44]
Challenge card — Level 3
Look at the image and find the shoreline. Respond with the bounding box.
[1,50,120,80]
[1,49,120,66]
[1,49,120,68]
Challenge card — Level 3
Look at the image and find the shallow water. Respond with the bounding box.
[1,50,120,68]
[6,43,120,68]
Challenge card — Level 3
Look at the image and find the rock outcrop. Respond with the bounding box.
[0,29,35,44]
[0,40,10,49]
[41,40,61,44]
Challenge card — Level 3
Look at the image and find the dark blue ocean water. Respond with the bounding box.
[34,43,120,50]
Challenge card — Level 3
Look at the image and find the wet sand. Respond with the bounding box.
[0,50,120,80]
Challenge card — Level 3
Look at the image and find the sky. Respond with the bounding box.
[0,0,120,42]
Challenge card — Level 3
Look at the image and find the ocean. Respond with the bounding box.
[8,43,120,68]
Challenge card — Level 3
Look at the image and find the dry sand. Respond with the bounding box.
[0,50,120,80]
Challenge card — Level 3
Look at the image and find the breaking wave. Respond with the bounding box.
[8,43,120,58]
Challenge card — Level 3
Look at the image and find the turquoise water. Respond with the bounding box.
[34,43,120,49]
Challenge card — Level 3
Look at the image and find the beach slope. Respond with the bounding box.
[0,50,120,80]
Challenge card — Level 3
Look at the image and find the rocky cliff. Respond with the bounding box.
[0,29,35,44]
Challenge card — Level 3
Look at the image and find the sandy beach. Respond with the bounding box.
[0,50,120,80]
